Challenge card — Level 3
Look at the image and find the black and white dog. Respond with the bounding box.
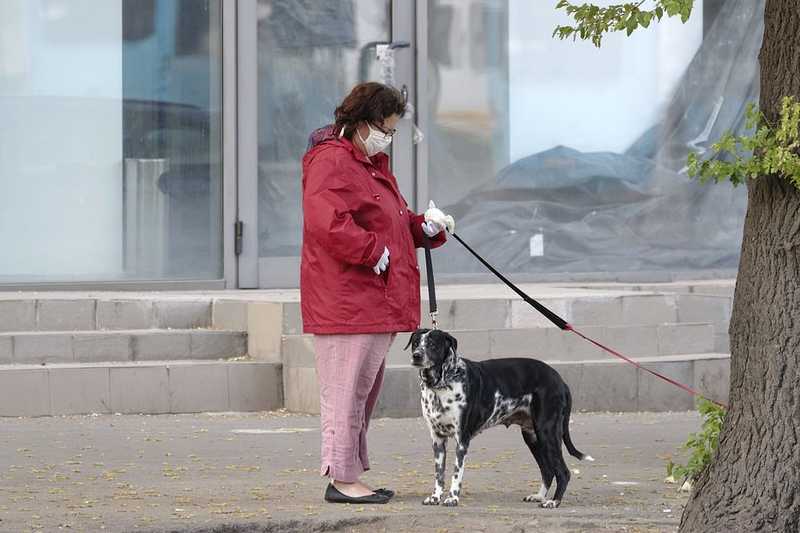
[406,328,593,509]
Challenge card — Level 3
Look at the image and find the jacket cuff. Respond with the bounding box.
[411,213,447,249]
[364,235,387,268]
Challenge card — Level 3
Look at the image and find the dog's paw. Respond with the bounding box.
[541,499,561,509]
[442,496,459,507]
[422,495,441,505]
[523,493,544,502]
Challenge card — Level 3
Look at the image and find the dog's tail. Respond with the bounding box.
[563,388,594,462]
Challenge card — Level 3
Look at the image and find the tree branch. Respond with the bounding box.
[553,0,695,47]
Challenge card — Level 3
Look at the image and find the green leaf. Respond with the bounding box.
[688,97,800,189]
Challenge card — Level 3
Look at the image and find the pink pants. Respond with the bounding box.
[314,333,395,482]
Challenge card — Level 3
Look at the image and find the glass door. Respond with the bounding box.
[237,0,416,288]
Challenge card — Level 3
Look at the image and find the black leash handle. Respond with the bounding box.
[449,232,569,330]
[422,234,438,328]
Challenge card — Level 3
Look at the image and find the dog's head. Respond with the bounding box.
[404,328,459,385]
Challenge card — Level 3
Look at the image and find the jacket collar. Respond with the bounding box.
[327,136,388,168]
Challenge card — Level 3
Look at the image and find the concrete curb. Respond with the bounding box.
[0,360,282,417]
[283,354,730,417]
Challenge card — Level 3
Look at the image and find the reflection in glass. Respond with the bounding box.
[427,0,760,277]
[256,0,391,260]
[0,0,223,282]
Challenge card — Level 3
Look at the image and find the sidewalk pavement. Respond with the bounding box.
[0,411,699,533]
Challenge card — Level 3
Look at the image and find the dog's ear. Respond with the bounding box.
[404,328,429,350]
[403,334,414,351]
[445,332,458,354]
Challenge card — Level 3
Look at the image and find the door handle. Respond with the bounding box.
[358,41,412,85]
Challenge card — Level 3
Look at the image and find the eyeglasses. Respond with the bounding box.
[372,123,396,138]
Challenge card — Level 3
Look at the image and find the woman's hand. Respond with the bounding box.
[373,246,390,274]
[422,201,455,237]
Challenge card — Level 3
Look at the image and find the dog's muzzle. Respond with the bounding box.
[411,351,425,367]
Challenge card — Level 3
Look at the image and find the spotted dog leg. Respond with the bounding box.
[442,438,469,506]
[423,437,447,505]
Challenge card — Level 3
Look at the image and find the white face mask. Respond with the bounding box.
[357,123,393,156]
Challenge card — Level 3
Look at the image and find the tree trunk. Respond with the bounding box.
[680,2,800,531]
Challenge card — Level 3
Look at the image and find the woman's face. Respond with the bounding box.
[355,113,401,155]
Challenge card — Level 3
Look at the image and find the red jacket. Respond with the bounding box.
[300,133,446,334]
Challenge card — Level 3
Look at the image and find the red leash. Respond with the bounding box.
[566,324,727,409]
[448,232,728,410]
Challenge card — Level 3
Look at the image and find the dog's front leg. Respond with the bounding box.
[423,436,447,505]
[443,438,470,506]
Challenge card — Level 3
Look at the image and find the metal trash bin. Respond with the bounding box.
[123,158,169,277]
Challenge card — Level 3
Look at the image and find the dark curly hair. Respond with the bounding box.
[334,82,406,140]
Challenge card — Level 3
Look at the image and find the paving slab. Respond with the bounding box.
[0,411,700,532]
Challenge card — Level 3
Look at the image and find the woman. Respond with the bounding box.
[301,82,454,504]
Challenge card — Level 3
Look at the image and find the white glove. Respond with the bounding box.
[421,219,445,238]
[423,200,455,235]
[373,246,390,275]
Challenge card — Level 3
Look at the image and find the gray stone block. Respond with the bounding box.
[247,302,283,362]
[657,324,714,355]
[133,332,191,361]
[0,336,12,364]
[510,299,569,329]
[49,367,111,415]
[109,365,170,414]
[677,294,732,324]
[694,357,730,406]
[13,333,73,364]
[282,366,318,414]
[597,325,659,357]
[573,362,638,412]
[73,333,132,363]
[714,332,730,353]
[447,329,490,358]
[374,366,422,418]
[37,299,95,331]
[551,363,583,402]
[189,331,247,359]
[282,302,303,335]
[168,363,229,413]
[97,300,153,330]
[0,369,50,416]
[541,327,604,361]
[621,295,677,325]
[229,362,283,412]
[450,299,509,330]
[0,300,35,332]
[637,361,694,411]
[211,300,248,331]
[154,301,211,329]
[489,328,549,358]
[386,334,412,365]
[570,297,623,326]
[281,335,316,368]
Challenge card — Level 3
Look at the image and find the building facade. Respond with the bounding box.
[0,0,759,290]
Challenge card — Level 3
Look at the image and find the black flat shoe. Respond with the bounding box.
[324,483,391,504]
[375,488,395,498]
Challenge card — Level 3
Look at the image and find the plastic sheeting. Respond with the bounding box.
[434,0,763,277]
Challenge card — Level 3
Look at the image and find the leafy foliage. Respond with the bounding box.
[666,398,726,482]
[553,0,694,47]
[688,97,800,189]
